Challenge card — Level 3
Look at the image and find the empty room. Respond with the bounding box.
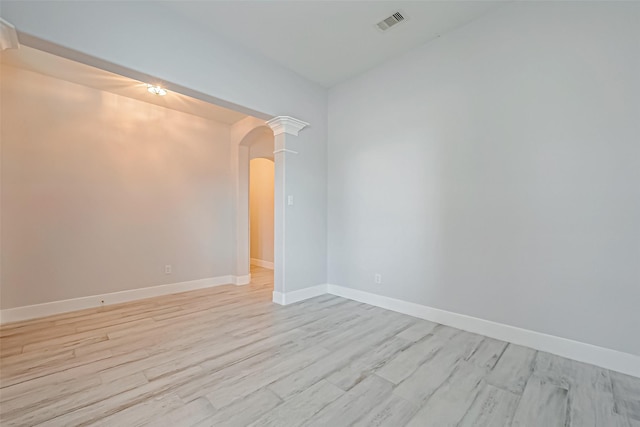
[0,1,638,426]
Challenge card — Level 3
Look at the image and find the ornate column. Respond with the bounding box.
[266,116,309,304]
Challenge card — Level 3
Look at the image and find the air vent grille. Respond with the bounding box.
[376,11,405,32]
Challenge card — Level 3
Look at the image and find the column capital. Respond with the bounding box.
[1,18,20,51]
[266,116,309,136]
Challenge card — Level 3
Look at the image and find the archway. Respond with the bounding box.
[232,123,273,285]
[232,116,308,303]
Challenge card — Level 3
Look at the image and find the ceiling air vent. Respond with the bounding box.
[376,11,406,32]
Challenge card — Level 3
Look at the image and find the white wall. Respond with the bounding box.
[328,2,640,356]
[2,0,328,293]
[250,159,275,264]
[1,65,234,308]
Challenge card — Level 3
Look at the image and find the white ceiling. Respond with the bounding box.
[167,1,506,88]
[0,46,248,125]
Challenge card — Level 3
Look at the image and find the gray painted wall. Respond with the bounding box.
[328,2,640,356]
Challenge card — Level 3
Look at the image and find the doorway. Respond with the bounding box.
[249,158,275,270]
[234,123,275,292]
[249,158,275,288]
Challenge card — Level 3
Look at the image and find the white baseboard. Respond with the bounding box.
[272,291,285,305]
[326,284,640,379]
[234,274,251,286]
[4,274,637,378]
[251,258,274,270]
[0,275,245,324]
[272,284,328,306]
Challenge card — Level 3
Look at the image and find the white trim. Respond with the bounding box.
[1,18,20,51]
[272,284,328,306]
[234,274,251,286]
[251,258,274,270]
[326,284,640,378]
[266,116,309,136]
[6,273,636,378]
[272,291,285,305]
[0,275,244,324]
[272,148,298,155]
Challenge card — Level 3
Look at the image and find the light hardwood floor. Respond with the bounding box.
[1,266,639,426]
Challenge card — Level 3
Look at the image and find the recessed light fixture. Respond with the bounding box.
[147,84,167,96]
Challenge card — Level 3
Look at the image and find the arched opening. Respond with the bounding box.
[233,117,308,303]
[235,124,275,291]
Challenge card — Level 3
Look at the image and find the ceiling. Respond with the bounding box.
[167,1,506,88]
[1,2,507,116]
[0,46,248,125]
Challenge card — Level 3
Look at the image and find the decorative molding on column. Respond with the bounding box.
[273,148,299,155]
[266,116,309,136]
[1,18,20,51]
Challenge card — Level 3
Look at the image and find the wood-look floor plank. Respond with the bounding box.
[392,331,484,405]
[0,374,101,417]
[406,361,486,427]
[468,337,508,370]
[149,397,216,427]
[319,310,411,352]
[199,344,330,409]
[0,349,149,404]
[1,349,113,388]
[511,375,568,427]
[253,380,344,427]
[305,375,394,427]
[485,343,537,394]
[396,319,438,342]
[91,392,185,427]
[534,352,623,427]
[198,388,282,426]
[268,316,414,400]
[353,394,417,427]
[457,382,520,427]
[611,371,640,422]
[375,333,447,385]
[38,368,202,426]
[2,372,149,426]
[326,335,411,391]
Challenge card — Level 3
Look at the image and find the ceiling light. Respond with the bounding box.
[147,84,167,96]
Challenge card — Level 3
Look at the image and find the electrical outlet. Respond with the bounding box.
[165,265,172,274]
[374,273,382,284]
